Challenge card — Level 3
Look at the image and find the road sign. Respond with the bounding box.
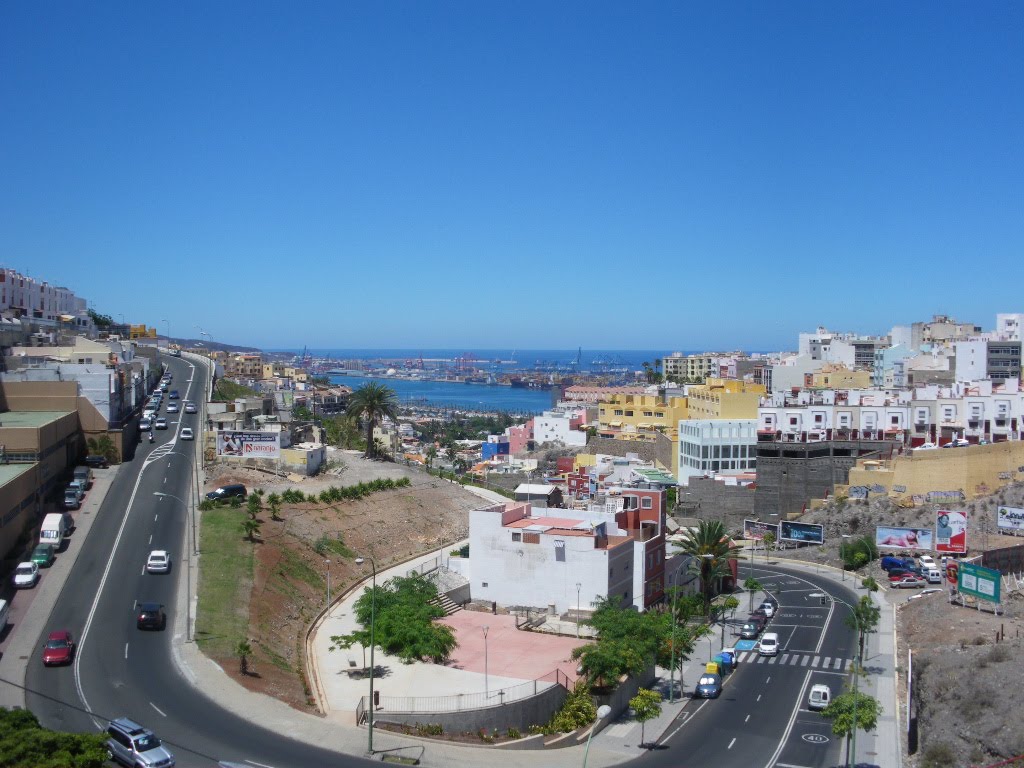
[958,561,1001,603]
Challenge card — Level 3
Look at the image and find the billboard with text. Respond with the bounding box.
[935,510,968,554]
[875,526,933,551]
[216,430,281,459]
[780,520,825,545]
[743,519,780,541]
[997,506,1024,533]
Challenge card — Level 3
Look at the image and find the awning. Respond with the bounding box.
[608,421,623,427]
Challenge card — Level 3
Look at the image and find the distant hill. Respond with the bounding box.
[167,336,264,355]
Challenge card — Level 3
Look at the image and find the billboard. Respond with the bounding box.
[935,510,967,554]
[875,526,933,551]
[996,506,1024,533]
[958,561,1001,603]
[216,431,281,459]
[780,520,824,545]
[743,519,780,541]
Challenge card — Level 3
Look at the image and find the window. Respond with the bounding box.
[641,497,653,509]
[625,410,634,416]
[643,411,653,417]
[554,540,565,562]
[614,409,623,416]
[655,412,664,418]
[511,532,522,542]
[482,582,488,587]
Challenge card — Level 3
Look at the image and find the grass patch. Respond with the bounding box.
[274,547,323,592]
[314,534,356,559]
[213,378,259,402]
[195,507,253,657]
[256,640,293,673]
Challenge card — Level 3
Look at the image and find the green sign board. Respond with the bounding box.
[958,562,1002,603]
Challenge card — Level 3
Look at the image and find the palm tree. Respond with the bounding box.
[235,639,253,674]
[346,383,399,459]
[678,520,734,615]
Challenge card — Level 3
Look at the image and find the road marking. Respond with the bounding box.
[761,670,813,768]
[801,656,810,666]
[789,655,800,665]
[777,763,815,768]
[124,643,128,659]
[756,694,762,702]
[728,737,736,749]
[245,760,277,768]
[834,657,843,669]
[766,676,771,684]
[781,654,791,664]
[148,534,153,545]
[811,656,820,667]
[823,656,831,667]
[154,514,158,522]
[744,714,750,723]
[163,477,167,484]
[661,701,705,743]
[150,702,166,717]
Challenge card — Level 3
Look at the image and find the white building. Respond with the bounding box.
[0,268,90,326]
[758,389,911,442]
[532,407,587,447]
[677,418,757,485]
[996,313,1023,341]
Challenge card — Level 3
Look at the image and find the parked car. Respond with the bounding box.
[759,600,776,618]
[916,442,937,450]
[136,603,166,631]
[42,630,75,666]
[694,673,722,699]
[13,562,40,589]
[146,551,171,574]
[206,484,247,502]
[891,575,926,589]
[808,683,831,711]
[917,555,937,570]
[31,544,56,568]
[740,621,761,640]
[64,487,82,510]
[105,717,175,767]
[140,417,153,432]
[73,466,93,489]
[84,455,110,468]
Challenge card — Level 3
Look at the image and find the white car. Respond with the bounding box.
[917,555,937,570]
[146,550,171,574]
[916,442,937,450]
[13,561,40,589]
[184,402,197,414]
[180,427,194,440]
[155,418,168,430]
[759,600,776,618]
[166,403,179,413]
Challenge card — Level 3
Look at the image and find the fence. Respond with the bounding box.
[356,668,570,720]
[406,554,442,578]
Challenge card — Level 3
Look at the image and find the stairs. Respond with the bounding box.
[431,593,463,616]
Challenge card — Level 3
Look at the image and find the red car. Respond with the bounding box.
[42,630,75,666]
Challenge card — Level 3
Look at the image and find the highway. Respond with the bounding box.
[26,353,861,767]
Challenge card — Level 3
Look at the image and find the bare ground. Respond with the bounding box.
[200,453,480,710]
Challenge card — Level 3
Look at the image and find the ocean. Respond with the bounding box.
[327,373,556,414]
[279,348,680,372]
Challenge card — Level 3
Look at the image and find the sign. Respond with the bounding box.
[875,526,934,551]
[958,561,1001,603]
[927,490,965,502]
[935,510,967,554]
[848,486,870,499]
[780,520,825,545]
[871,484,886,494]
[216,430,281,458]
[892,485,907,494]
[997,506,1024,532]
[946,559,959,585]
[743,519,780,541]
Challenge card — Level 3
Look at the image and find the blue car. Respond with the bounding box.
[694,673,722,699]
[169,390,179,400]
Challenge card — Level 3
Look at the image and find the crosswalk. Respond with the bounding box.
[733,651,852,670]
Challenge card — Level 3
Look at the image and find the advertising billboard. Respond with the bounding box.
[996,506,1024,533]
[780,520,825,545]
[216,431,281,459]
[743,519,779,541]
[875,526,934,551]
[935,510,967,554]
[958,561,1001,603]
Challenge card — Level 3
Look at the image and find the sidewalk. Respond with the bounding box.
[0,464,121,710]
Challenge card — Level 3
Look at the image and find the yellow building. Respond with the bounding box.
[808,364,871,390]
[597,394,689,440]
[685,378,765,420]
[226,354,263,378]
[129,324,157,339]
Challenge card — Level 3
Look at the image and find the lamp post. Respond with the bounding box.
[162,318,169,345]
[582,705,612,768]
[483,625,490,698]
[575,582,582,639]
[841,535,851,582]
[355,556,378,755]
[324,559,331,614]
[811,591,861,768]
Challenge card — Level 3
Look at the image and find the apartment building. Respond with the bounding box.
[678,419,758,485]
[0,269,89,326]
[225,354,264,378]
[685,378,765,420]
[597,394,688,440]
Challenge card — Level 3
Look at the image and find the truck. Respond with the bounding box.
[39,513,67,548]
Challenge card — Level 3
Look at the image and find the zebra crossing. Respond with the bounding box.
[734,650,852,671]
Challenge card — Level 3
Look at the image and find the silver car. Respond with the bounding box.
[105,718,175,767]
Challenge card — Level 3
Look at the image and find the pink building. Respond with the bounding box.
[504,420,533,454]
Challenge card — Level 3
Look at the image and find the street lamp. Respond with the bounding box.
[162,318,169,344]
[482,625,490,698]
[355,556,378,755]
[324,559,331,614]
[575,582,582,639]
[811,591,861,768]
[582,704,613,768]
[841,535,851,582]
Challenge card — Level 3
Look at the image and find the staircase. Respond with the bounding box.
[431,593,463,616]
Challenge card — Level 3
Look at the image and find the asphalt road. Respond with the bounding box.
[26,355,863,768]
[647,562,859,768]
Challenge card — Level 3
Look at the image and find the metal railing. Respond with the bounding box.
[357,668,570,716]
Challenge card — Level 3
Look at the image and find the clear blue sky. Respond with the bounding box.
[2,2,1021,351]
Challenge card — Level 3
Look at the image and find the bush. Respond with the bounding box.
[414,723,443,736]
[548,681,597,733]
[198,500,215,512]
[921,742,956,768]
[506,727,521,740]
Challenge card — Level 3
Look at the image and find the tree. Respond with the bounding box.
[266,492,282,521]
[844,595,881,659]
[87,308,113,328]
[762,531,776,562]
[861,575,879,593]
[821,689,882,764]
[744,576,763,613]
[235,639,253,674]
[0,707,108,767]
[292,404,313,421]
[246,493,263,520]
[840,535,878,571]
[629,688,662,748]
[241,518,261,541]
[677,520,735,615]
[329,573,456,664]
[425,445,437,469]
[346,383,399,459]
[86,435,119,464]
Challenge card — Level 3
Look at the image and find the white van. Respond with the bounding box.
[39,513,66,547]
[759,632,780,656]
[0,598,9,632]
[808,683,831,710]
[925,568,943,584]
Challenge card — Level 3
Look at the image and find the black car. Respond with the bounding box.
[84,455,110,468]
[137,603,166,631]
[206,484,247,502]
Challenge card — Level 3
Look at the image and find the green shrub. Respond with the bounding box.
[505,727,521,740]
[921,742,956,768]
[548,681,597,733]
[198,500,215,512]
[414,723,443,736]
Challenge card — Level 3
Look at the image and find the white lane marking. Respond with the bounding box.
[154,514,158,522]
[811,656,820,667]
[163,477,167,484]
[761,670,814,768]
[777,764,816,768]
[833,657,843,669]
[756,693,762,702]
[245,760,278,768]
[728,737,737,749]
[124,643,128,659]
[823,656,831,667]
[765,676,771,684]
[789,655,800,665]
[150,702,166,717]
[744,714,750,723]
[148,534,153,545]
[661,699,707,743]
[140,564,145,576]
[801,655,810,666]
[781,654,791,664]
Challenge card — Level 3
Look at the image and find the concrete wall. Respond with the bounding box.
[585,435,675,474]
[0,465,41,563]
[373,680,568,734]
[679,477,756,534]
[845,441,1024,502]
[593,666,657,722]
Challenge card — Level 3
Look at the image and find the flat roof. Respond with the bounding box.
[0,463,35,486]
[0,411,74,428]
[507,516,587,530]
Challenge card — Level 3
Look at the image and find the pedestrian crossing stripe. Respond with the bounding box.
[736,651,851,670]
